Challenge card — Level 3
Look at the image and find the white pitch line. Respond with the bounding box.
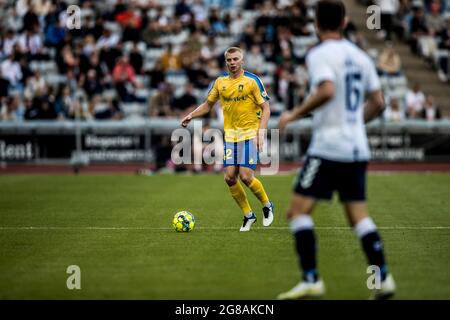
[0,226,449,231]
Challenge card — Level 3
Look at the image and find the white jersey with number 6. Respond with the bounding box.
[306,39,381,162]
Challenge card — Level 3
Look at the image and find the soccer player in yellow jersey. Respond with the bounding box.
[181,47,274,231]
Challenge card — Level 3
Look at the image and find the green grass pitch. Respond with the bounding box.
[0,173,449,299]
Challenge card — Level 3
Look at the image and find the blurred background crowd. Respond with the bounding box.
[0,0,448,123]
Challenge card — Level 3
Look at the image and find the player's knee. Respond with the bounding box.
[239,173,253,186]
[286,208,305,220]
[224,175,237,186]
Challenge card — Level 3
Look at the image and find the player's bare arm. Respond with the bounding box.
[279,80,335,132]
[180,100,214,127]
[364,90,385,123]
[257,101,270,151]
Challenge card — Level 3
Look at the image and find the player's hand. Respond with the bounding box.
[181,114,192,128]
[278,111,294,133]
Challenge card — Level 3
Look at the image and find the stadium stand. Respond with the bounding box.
[354,0,450,118]
[0,0,448,123]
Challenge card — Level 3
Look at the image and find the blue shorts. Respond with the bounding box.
[223,139,258,170]
[293,156,368,202]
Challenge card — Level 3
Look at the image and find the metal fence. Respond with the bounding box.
[1,118,449,163]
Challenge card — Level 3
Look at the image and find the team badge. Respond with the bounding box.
[238,84,244,92]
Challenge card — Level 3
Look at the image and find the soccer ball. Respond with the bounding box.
[172,211,195,232]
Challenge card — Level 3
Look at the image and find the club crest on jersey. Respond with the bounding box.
[238,84,244,92]
[222,86,226,91]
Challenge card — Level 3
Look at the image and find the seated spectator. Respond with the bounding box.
[275,62,298,110]
[147,63,166,89]
[18,28,46,61]
[55,85,74,119]
[409,5,437,58]
[425,0,446,33]
[209,8,228,35]
[201,36,220,61]
[24,98,39,120]
[33,94,57,120]
[377,43,402,76]
[384,97,405,122]
[173,83,197,116]
[405,83,426,118]
[376,0,399,41]
[89,16,105,41]
[81,69,104,99]
[183,30,202,65]
[99,42,124,73]
[129,42,143,75]
[5,6,23,33]
[112,55,139,102]
[18,55,33,86]
[437,16,450,49]
[142,20,163,48]
[245,45,265,74]
[22,5,39,32]
[24,71,47,100]
[229,12,246,36]
[96,28,120,51]
[56,45,77,73]
[185,61,210,89]
[92,97,124,120]
[205,59,221,79]
[1,54,23,91]
[65,98,91,121]
[148,82,174,117]
[420,95,442,121]
[44,20,66,49]
[2,30,18,58]
[82,35,97,57]
[175,0,192,18]
[437,18,450,82]
[86,51,108,85]
[1,95,23,121]
[160,44,182,72]
[122,19,143,43]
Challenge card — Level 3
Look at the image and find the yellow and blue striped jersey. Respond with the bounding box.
[207,70,270,142]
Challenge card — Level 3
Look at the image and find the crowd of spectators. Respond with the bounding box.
[0,0,446,123]
[365,0,450,83]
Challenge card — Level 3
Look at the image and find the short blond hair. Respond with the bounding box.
[224,47,244,58]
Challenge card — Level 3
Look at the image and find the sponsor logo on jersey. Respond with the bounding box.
[223,96,246,102]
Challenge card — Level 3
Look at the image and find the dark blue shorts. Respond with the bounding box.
[293,156,368,202]
[223,139,258,170]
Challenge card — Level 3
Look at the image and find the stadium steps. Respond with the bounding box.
[346,0,450,117]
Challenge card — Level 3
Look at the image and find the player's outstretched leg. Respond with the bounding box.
[278,214,325,299]
[346,204,396,300]
[355,217,395,300]
[278,195,325,299]
[240,168,274,227]
[225,167,255,232]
